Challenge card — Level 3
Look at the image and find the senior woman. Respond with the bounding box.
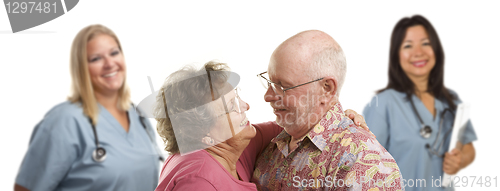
[153,61,369,190]
[363,15,477,190]
[14,25,161,191]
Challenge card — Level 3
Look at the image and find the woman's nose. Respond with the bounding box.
[413,45,424,56]
[239,98,250,112]
[103,56,115,68]
[243,102,250,111]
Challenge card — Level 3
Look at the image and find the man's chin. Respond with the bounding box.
[275,118,294,131]
[275,116,288,127]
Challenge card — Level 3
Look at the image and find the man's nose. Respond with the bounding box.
[264,86,280,102]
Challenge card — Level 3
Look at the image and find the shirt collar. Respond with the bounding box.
[271,102,346,152]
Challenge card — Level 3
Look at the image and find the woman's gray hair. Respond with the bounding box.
[154,61,231,155]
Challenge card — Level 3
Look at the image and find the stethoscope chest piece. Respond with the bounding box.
[92,147,107,162]
[420,125,432,139]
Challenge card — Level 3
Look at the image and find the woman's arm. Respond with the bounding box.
[443,142,475,175]
[15,106,81,191]
[460,143,476,168]
[14,184,29,191]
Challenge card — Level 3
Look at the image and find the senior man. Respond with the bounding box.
[252,30,404,190]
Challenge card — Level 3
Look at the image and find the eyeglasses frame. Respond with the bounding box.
[257,71,324,96]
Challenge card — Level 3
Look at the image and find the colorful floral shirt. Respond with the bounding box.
[252,103,404,191]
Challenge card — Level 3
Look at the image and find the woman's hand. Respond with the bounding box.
[345,109,375,138]
[443,143,475,175]
[443,148,462,175]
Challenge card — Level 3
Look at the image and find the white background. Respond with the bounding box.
[1,0,499,190]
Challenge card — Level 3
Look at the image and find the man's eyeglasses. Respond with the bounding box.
[257,71,324,96]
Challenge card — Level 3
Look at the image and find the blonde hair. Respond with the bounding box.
[68,24,131,126]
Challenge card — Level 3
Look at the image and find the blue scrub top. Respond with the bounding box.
[16,101,160,191]
[363,89,477,191]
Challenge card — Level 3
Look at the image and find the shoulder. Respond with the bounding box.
[334,122,403,186]
[334,116,389,155]
[252,121,278,129]
[162,151,222,182]
[45,101,84,119]
[446,88,461,101]
[252,121,282,132]
[37,101,86,133]
[446,88,458,97]
[440,88,463,107]
[375,89,406,104]
[159,152,218,190]
[364,89,405,114]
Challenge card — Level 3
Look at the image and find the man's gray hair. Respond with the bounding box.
[309,46,347,98]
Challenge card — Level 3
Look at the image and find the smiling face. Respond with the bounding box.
[86,34,126,95]
[264,44,321,137]
[399,25,436,80]
[210,89,255,143]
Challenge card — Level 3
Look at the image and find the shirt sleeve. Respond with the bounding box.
[460,120,477,145]
[15,112,82,191]
[333,137,403,191]
[171,177,217,191]
[450,90,478,144]
[363,96,390,149]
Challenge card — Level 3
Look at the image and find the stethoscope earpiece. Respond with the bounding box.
[92,147,107,162]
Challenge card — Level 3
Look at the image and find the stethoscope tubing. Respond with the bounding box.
[409,97,455,157]
[89,104,164,162]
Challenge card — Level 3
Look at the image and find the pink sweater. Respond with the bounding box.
[155,122,282,191]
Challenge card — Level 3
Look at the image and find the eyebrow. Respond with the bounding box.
[88,47,119,57]
[403,38,430,43]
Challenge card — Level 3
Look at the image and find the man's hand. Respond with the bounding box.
[344,109,375,138]
[443,148,462,175]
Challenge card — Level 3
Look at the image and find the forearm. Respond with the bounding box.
[460,143,475,169]
[14,184,30,191]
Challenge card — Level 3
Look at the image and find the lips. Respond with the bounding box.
[411,60,427,68]
[273,107,288,116]
[240,117,249,127]
[103,71,118,78]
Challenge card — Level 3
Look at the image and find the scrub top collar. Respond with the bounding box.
[97,103,138,140]
[409,94,454,147]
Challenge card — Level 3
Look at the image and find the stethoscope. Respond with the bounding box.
[409,98,455,157]
[88,104,165,162]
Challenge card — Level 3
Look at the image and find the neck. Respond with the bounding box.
[205,136,251,180]
[408,76,429,97]
[291,100,336,139]
[289,100,335,151]
[94,90,119,111]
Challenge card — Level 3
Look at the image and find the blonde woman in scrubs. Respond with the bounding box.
[15,25,161,191]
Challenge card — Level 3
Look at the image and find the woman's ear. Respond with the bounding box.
[201,134,215,146]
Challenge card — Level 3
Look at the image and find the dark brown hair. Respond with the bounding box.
[378,15,456,110]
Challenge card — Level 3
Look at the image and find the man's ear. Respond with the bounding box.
[320,76,337,104]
